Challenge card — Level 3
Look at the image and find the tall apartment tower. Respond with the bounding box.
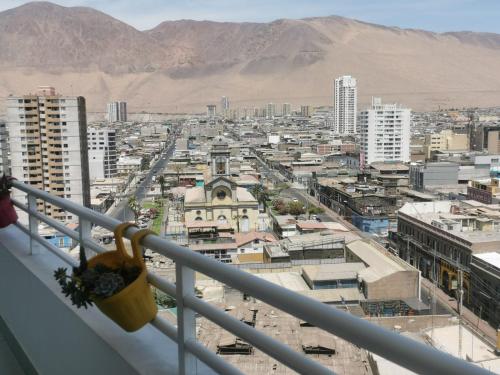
[282,103,291,117]
[266,103,276,119]
[0,122,10,175]
[333,75,357,134]
[88,127,118,181]
[207,104,217,118]
[6,86,90,222]
[359,97,411,165]
[220,96,229,115]
[106,101,127,122]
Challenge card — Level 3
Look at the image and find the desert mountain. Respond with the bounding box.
[1,2,500,113]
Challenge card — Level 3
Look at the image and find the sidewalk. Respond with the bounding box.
[421,278,497,346]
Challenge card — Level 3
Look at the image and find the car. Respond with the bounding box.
[292,198,299,203]
[311,215,317,220]
[315,217,322,222]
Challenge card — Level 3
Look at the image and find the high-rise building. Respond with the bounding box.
[300,105,313,117]
[207,104,217,118]
[282,103,291,117]
[88,127,118,181]
[106,101,127,122]
[359,97,411,165]
[266,103,276,119]
[7,86,90,222]
[220,96,229,115]
[0,122,10,175]
[333,75,357,134]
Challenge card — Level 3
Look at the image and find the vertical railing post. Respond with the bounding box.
[78,216,92,258]
[176,263,196,375]
[28,193,40,254]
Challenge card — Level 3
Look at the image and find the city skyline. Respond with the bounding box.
[1,0,499,33]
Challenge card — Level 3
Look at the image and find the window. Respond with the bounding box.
[217,215,227,224]
[217,190,226,200]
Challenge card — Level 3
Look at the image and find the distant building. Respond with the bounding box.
[488,130,500,154]
[470,253,500,329]
[220,96,229,112]
[207,104,217,118]
[300,105,313,117]
[7,86,90,222]
[359,97,411,165]
[106,101,127,122]
[333,75,357,134]
[467,178,500,204]
[282,103,291,117]
[88,127,118,181]
[266,103,276,119]
[423,130,468,159]
[409,162,459,191]
[0,122,9,175]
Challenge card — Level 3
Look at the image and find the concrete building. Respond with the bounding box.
[220,96,229,115]
[266,103,276,119]
[333,75,357,134]
[6,86,90,222]
[87,127,118,181]
[359,97,411,165]
[394,201,500,301]
[207,104,217,118]
[488,130,500,154]
[300,105,313,118]
[106,101,127,122]
[423,130,469,159]
[467,178,500,204]
[470,252,500,329]
[409,162,459,191]
[0,122,10,175]
[282,103,291,117]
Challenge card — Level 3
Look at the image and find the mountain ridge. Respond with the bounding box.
[1,1,500,112]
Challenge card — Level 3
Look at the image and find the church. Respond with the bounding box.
[184,138,260,232]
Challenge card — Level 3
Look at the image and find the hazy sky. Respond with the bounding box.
[1,0,499,32]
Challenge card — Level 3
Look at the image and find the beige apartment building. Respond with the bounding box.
[488,130,500,154]
[6,86,90,222]
[424,129,468,159]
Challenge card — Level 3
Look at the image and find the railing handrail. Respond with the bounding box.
[11,180,490,375]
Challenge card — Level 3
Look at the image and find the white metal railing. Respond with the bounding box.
[10,180,491,375]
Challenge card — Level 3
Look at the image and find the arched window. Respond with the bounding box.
[217,215,227,224]
[195,217,203,221]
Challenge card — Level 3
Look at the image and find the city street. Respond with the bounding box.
[109,137,177,221]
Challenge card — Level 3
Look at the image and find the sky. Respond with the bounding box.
[0,0,499,33]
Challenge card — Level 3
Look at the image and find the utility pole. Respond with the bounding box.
[458,269,464,359]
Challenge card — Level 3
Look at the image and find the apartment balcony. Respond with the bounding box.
[0,180,490,375]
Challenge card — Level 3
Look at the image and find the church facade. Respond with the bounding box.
[184,139,260,232]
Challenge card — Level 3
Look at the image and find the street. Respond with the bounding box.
[108,137,177,221]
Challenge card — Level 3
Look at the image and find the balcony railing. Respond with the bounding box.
[8,180,490,375]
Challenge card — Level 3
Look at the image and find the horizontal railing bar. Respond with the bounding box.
[148,273,177,297]
[13,197,110,256]
[14,222,78,268]
[151,317,244,375]
[183,294,333,375]
[11,181,490,375]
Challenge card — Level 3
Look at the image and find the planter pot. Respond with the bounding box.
[0,195,18,228]
[88,223,157,332]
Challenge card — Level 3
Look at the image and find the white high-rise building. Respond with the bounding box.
[6,86,90,222]
[266,103,276,119]
[106,101,127,122]
[220,96,229,113]
[282,103,291,117]
[88,127,118,181]
[359,97,411,165]
[333,75,357,134]
[0,122,10,175]
[207,104,217,118]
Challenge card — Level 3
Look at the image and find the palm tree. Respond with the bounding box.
[127,196,141,224]
[158,175,166,197]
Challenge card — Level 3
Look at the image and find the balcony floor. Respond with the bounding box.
[0,330,24,375]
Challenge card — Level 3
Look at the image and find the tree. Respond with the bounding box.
[272,199,288,215]
[128,196,141,223]
[288,201,305,217]
[172,163,184,185]
[308,206,325,218]
[140,156,151,171]
[250,184,270,209]
[158,175,166,197]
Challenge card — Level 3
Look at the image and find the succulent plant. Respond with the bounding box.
[54,262,140,309]
[93,272,125,298]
